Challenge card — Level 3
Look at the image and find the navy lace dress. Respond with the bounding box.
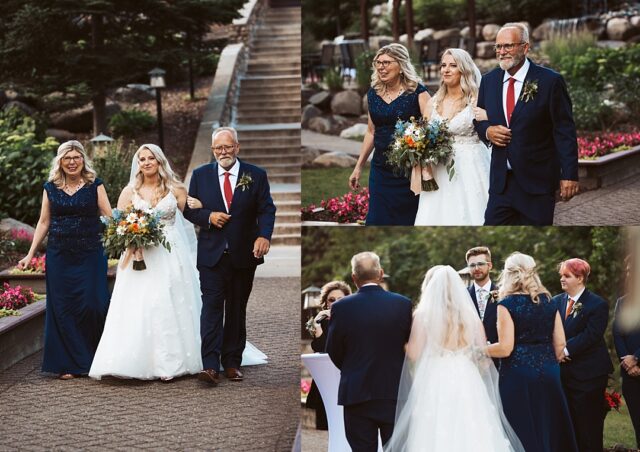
[366,84,428,225]
[42,178,110,374]
[499,294,577,451]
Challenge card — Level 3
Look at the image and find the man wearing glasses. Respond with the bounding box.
[184,126,276,386]
[466,246,499,350]
[474,22,579,225]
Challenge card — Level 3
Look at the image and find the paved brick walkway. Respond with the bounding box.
[554,176,640,225]
[0,277,298,451]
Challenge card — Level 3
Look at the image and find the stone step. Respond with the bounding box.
[252,41,300,51]
[272,192,300,202]
[244,67,300,77]
[248,53,300,63]
[273,222,301,235]
[247,61,301,71]
[241,141,299,152]
[275,199,301,210]
[270,234,300,246]
[268,172,300,184]
[239,76,300,89]
[240,154,301,165]
[236,126,300,139]
[248,49,300,59]
[237,98,300,108]
[255,26,301,35]
[258,164,301,176]
[236,114,300,124]
[237,106,300,117]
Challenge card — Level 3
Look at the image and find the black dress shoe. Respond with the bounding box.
[224,367,243,381]
[198,369,220,386]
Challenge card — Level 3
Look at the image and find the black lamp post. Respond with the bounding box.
[148,67,166,150]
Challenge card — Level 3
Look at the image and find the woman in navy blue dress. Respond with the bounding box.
[488,252,577,452]
[348,43,430,225]
[18,140,111,379]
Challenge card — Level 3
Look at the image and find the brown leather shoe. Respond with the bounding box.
[224,368,243,381]
[59,373,75,380]
[197,369,220,386]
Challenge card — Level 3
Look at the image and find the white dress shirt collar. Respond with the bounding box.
[474,280,493,293]
[217,158,240,177]
[570,287,586,302]
[503,58,530,84]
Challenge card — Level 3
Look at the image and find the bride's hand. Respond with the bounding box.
[187,196,203,209]
[473,107,488,121]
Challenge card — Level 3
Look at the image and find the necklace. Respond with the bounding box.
[383,84,404,102]
[63,179,84,195]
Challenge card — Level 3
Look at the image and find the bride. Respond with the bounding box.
[414,48,490,225]
[385,266,523,451]
[89,144,266,381]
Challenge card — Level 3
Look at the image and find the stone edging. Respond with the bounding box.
[578,144,640,190]
[0,300,46,372]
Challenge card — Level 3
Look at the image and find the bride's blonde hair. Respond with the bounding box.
[498,252,551,303]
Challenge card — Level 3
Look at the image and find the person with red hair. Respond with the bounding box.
[553,258,613,452]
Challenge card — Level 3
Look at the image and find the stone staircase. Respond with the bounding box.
[235,5,301,246]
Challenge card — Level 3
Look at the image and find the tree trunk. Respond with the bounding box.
[467,0,476,58]
[91,13,107,145]
[392,0,401,42]
[360,0,369,42]
[335,0,342,36]
[405,0,414,54]
[187,33,195,100]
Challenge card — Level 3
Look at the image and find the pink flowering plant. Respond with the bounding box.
[301,188,369,224]
[0,282,37,311]
[301,378,311,401]
[577,130,640,159]
[9,255,46,274]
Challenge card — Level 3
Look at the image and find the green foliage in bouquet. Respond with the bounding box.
[0,107,59,225]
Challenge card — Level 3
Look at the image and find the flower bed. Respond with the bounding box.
[301,188,368,224]
[0,282,39,311]
[578,130,640,159]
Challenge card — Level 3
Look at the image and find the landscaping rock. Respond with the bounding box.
[332,115,350,130]
[302,104,322,128]
[113,84,155,103]
[2,100,37,117]
[415,28,435,42]
[482,24,501,41]
[301,87,316,106]
[309,91,332,110]
[45,128,76,142]
[308,117,331,134]
[461,25,483,39]
[433,28,461,40]
[331,90,362,116]
[301,147,321,168]
[312,151,357,168]
[603,99,632,123]
[476,42,497,59]
[607,17,633,40]
[50,101,121,132]
[340,123,368,140]
[0,218,35,236]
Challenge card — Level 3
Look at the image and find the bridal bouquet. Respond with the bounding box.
[101,206,171,271]
[386,116,455,192]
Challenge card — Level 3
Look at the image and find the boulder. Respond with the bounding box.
[414,28,435,42]
[461,25,483,39]
[332,115,350,130]
[482,24,501,41]
[606,17,632,41]
[309,91,332,110]
[476,42,497,59]
[50,101,122,132]
[2,100,37,117]
[302,104,322,128]
[532,22,551,41]
[312,151,357,168]
[302,147,321,168]
[113,84,155,103]
[301,87,316,105]
[631,16,640,28]
[46,128,76,142]
[603,99,632,124]
[339,123,368,140]
[331,90,362,116]
[0,218,35,236]
[308,117,331,134]
[433,28,461,41]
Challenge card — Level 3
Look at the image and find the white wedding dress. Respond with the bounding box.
[385,266,523,452]
[89,191,266,380]
[414,104,490,225]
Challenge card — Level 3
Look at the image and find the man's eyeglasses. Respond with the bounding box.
[212,145,236,152]
[493,42,524,53]
[468,262,489,269]
[373,59,397,69]
[62,156,83,163]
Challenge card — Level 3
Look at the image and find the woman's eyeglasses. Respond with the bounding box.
[373,60,397,69]
[62,156,83,163]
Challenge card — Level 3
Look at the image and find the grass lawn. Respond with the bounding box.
[605,402,636,448]
[302,166,370,207]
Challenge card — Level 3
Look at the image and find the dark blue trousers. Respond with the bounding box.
[343,400,396,452]
[622,374,640,448]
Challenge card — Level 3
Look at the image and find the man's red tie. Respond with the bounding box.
[506,77,516,125]
[223,172,233,211]
[565,297,575,320]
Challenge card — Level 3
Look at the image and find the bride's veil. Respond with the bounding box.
[385,266,524,452]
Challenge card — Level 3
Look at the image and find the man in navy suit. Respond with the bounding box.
[465,246,498,345]
[474,22,579,225]
[554,258,613,452]
[613,290,640,448]
[326,252,412,452]
[183,126,276,385]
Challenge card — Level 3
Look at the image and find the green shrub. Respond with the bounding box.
[93,140,137,205]
[355,50,375,94]
[108,109,156,138]
[0,107,58,226]
[567,84,612,131]
[542,31,597,70]
[323,66,344,92]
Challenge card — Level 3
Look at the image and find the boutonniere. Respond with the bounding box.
[236,172,253,191]
[488,290,500,303]
[571,301,583,318]
[304,316,317,338]
[520,80,538,102]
